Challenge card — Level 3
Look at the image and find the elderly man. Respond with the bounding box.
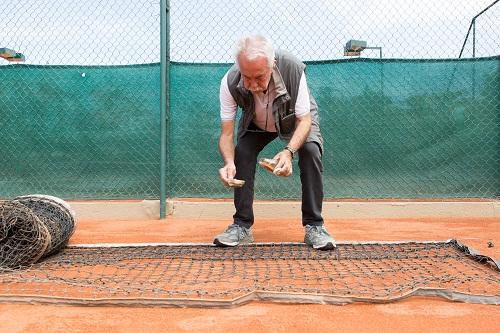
[215,35,335,250]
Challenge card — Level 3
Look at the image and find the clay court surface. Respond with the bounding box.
[0,202,499,333]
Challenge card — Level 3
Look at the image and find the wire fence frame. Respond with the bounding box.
[458,0,499,58]
[1,1,499,218]
[160,0,170,218]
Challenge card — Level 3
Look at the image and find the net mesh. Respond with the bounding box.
[12,195,76,256]
[0,195,76,268]
[0,240,498,307]
[0,202,50,268]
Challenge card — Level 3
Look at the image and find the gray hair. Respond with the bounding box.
[235,35,275,68]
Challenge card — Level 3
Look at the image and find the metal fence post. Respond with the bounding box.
[160,0,170,219]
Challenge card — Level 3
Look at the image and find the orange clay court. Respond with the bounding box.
[0,199,498,333]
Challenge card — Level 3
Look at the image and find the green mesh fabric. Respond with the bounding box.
[0,64,160,199]
[169,57,499,199]
[1,57,498,199]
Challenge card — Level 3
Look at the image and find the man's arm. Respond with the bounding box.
[218,71,238,186]
[218,120,237,186]
[273,71,312,176]
[287,113,312,152]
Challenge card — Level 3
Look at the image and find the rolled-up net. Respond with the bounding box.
[0,195,76,269]
[13,195,76,256]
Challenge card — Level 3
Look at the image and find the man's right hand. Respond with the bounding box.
[219,163,237,187]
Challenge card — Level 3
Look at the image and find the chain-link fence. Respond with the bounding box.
[0,0,161,199]
[1,0,499,200]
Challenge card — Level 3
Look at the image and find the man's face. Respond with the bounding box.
[237,54,273,93]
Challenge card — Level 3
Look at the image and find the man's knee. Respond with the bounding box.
[298,142,323,173]
[299,142,321,159]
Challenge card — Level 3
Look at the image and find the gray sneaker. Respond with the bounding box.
[214,224,254,247]
[304,225,336,250]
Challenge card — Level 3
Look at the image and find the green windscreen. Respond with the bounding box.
[169,57,499,199]
[1,57,498,199]
[0,64,160,198]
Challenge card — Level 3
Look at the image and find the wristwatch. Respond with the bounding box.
[283,146,297,159]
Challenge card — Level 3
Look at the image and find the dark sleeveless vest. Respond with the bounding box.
[226,50,323,151]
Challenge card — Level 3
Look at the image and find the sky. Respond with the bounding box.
[1,0,499,65]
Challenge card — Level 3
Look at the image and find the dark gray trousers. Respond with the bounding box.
[233,125,324,229]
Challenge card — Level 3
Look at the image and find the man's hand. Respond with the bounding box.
[269,113,311,177]
[218,120,244,187]
[272,150,293,177]
[219,163,237,187]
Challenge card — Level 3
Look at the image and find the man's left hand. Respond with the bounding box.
[272,150,293,177]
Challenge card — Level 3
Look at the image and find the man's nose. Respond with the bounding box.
[248,81,258,89]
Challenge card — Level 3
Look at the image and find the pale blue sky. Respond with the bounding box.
[1,0,498,65]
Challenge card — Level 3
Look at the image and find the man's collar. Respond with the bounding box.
[271,64,288,97]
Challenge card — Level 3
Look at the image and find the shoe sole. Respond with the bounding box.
[213,238,254,247]
[213,238,237,247]
[314,242,336,250]
[306,241,336,250]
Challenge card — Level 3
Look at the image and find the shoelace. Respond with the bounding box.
[307,225,327,239]
[226,224,246,237]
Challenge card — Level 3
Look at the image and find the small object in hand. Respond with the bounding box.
[227,178,245,188]
[258,158,278,173]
